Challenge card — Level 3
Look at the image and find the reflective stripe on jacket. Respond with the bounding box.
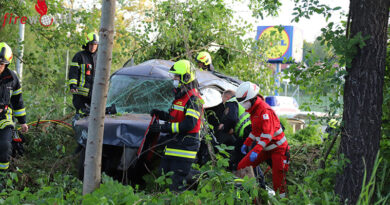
[68,50,97,97]
[226,97,251,138]
[169,88,203,134]
[164,88,204,160]
[244,96,288,152]
[0,68,26,127]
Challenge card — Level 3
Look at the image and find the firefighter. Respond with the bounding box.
[236,81,289,197]
[326,119,339,134]
[68,32,98,117]
[149,60,203,191]
[0,42,28,171]
[195,51,214,71]
[217,90,251,170]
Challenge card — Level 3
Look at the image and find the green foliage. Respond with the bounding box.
[0,172,82,205]
[83,175,143,204]
[288,124,323,145]
[279,117,294,137]
[357,153,390,205]
[0,0,388,204]
[132,0,275,93]
[278,156,346,204]
[247,0,282,19]
[302,40,336,67]
[291,0,342,23]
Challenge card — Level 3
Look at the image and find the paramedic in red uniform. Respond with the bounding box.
[236,81,290,197]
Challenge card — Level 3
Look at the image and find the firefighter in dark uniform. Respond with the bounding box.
[68,32,98,117]
[0,42,28,171]
[217,90,251,170]
[195,51,214,71]
[150,60,203,191]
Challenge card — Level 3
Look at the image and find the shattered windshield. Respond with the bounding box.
[107,75,174,114]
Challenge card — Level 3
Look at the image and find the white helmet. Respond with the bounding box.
[236,81,260,102]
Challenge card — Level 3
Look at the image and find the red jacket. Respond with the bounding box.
[243,96,288,153]
[169,88,202,134]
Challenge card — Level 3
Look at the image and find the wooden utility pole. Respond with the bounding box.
[82,0,116,195]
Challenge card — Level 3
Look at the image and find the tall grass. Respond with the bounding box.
[357,152,390,205]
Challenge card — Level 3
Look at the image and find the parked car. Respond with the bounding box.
[73,59,240,185]
[265,96,300,118]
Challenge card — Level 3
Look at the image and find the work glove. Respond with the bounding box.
[149,122,171,133]
[70,84,77,90]
[252,144,264,154]
[105,104,117,115]
[150,109,172,121]
[149,122,161,133]
[150,109,162,117]
[160,122,171,133]
[241,144,248,155]
[249,151,258,162]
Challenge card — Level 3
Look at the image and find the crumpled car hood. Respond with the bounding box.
[74,113,162,148]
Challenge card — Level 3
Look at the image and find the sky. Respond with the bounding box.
[232,0,350,42]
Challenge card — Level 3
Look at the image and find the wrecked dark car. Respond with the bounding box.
[74,59,240,185]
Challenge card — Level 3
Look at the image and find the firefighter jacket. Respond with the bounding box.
[163,88,203,161]
[222,97,251,138]
[0,68,26,129]
[68,50,97,98]
[243,96,287,153]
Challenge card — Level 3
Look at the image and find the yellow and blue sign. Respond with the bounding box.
[256,26,294,63]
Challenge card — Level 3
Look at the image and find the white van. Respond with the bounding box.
[265,96,300,118]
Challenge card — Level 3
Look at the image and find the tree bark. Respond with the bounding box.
[335,0,389,204]
[82,0,116,195]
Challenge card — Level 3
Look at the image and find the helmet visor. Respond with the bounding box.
[236,96,246,103]
[0,58,9,65]
[89,40,98,45]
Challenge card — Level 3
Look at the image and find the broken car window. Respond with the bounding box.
[107,75,174,114]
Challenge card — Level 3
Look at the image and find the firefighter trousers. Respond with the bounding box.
[159,156,193,192]
[237,146,289,194]
[0,127,13,171]
[72,94,91,115]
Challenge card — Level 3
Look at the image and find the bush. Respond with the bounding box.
[290,124,323,145]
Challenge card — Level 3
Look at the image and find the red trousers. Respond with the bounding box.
[237,146,289,194]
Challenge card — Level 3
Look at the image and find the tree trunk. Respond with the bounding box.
[82,0,116,195]
[335,0,389,204]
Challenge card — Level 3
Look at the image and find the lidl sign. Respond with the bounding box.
[256,26,302,63]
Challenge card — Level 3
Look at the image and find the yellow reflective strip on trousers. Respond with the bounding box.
[165,148,197,159]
